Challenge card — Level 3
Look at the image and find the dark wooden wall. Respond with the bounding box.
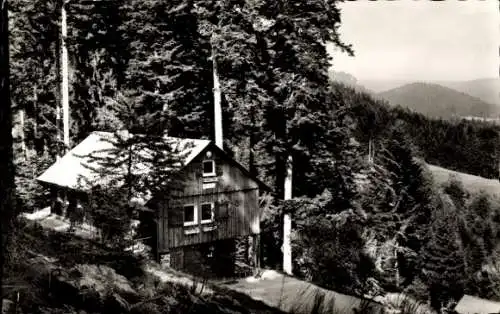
[157,189,259,252]
[156,146,262,253]
[178,148,259,195]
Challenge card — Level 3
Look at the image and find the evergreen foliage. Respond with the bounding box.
[7,0,500,311]
[291,191,375,295]
[420,194,466,310]
[334,82,500,179]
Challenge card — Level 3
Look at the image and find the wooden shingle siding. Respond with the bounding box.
[179,149,259,197]
[158,188,259,250]
[154,146,263,252]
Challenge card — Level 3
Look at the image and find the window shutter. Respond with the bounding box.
[168,206,184,227]
[215,160,223,177]
[215,201,229,220]
[193,163,200,180]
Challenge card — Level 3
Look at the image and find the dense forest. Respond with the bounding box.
[2,0,500,313]
[335,82,500,179]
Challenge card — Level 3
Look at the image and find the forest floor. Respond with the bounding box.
[21,207,100,239]
[22,208,385,313]
[20,208,211,292]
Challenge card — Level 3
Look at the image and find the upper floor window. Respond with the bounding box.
[183,204,197,226]
[201,202,214,223]
[203,160,215,177]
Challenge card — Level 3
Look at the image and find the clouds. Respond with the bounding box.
[329,1,499,81]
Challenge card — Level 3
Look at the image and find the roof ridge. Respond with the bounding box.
[91,130,211,143]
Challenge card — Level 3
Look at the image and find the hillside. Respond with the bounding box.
[377,82,498,119]
[358,78,411,94]
[436,78,500,106]
[332,81,500,179]
[428,163,500,198]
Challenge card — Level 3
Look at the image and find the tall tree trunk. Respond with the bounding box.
[54,2,62,160]
[368,136,372,164]
[33,86,37,140]
[248,107,256,176]
[0,1,15,311]
[19,108,27,161]
[283,154,292,275]
[60,1,70,152]
[211,35,223,150]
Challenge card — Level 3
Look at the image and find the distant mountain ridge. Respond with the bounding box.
[376,82,498,119]
[328,70,499,119]
[435,78,500,106]
[359,78,500,106]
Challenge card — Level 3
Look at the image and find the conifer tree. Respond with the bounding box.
[421,194,466,310]
[0,0,15,309]
[360,121,435,288]
[9,0,60,158]
[121,0,213,139]
[67,0,129,143]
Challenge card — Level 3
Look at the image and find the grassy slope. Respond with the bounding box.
[427,163,500,197]
[218,272,383,314]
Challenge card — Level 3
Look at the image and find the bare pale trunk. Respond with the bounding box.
[283,155,293,275]
[368,137,372,163]
[19,109,27,161]
[0,1,15,310]
[211,36,223,150]
[61,2,70,153]
[33,86,38,140]
[394,243,399,288]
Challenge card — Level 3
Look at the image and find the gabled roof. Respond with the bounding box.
[36,131,271,196]
[37,131,210,191]
[204,142,271,193]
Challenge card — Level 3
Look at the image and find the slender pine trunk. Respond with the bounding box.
[0,1,15,311]
[248,107,256,176]
[283,154,292,275]
[19,108,27,161]
[54,1,62,159]
[211,35,223,150]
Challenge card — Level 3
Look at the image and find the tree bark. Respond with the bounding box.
[19,108,27,161]
[0,0,15,311]
[283,154,292,275]
[248,107,256,176]
[211,35,223,150]
[54,2,62,160]
[60,1,70,152]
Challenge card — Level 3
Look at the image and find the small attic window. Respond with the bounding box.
[203,160,215,177]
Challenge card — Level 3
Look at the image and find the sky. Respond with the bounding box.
[327,1,500,82]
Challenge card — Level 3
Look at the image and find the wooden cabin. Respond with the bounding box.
[37,131,269,276]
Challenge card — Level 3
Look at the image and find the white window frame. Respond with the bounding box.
[183,204,198,227]
[202,160,216,177]
[200,202,215,224]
